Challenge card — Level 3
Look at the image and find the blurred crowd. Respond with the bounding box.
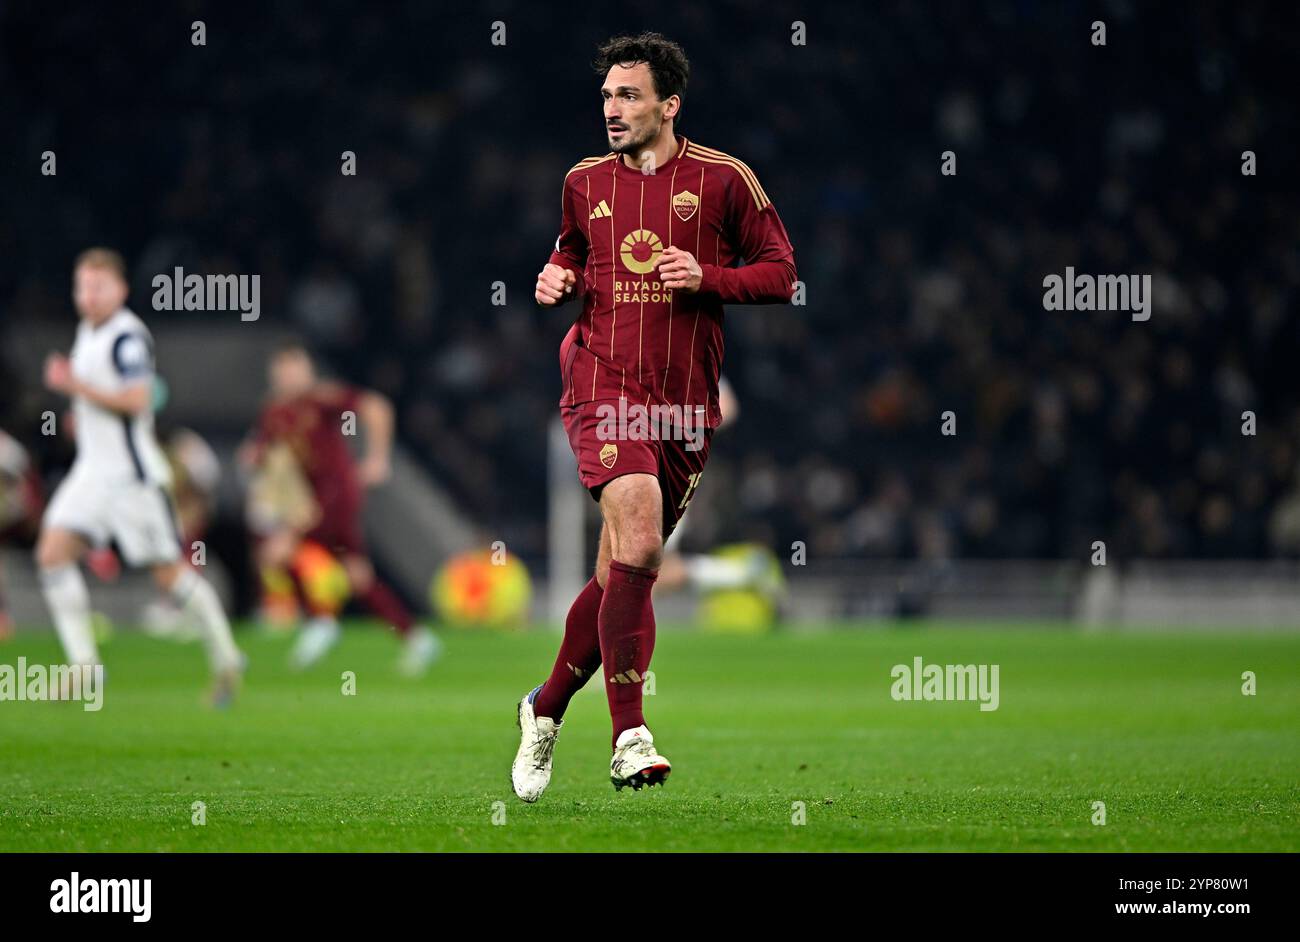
[2,0,1298,564]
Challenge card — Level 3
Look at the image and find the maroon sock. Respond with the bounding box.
[598,560,658,746]
[361,579,415,635]
[533,575,604,722]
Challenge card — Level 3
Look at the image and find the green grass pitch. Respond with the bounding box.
[1,622,1297,851]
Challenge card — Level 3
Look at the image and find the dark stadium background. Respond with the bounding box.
[0,0,1298,868]
[1,0,1298,618]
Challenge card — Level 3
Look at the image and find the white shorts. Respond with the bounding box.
[663,506,691,553]
[44,469,182,566]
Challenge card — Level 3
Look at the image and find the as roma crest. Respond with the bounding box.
[672,189,699,222]
[599,443,619,469]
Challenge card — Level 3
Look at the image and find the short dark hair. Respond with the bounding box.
[593,32,690,119]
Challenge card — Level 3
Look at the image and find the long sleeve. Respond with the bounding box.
[697,170,797,304]
[546,177,589,299]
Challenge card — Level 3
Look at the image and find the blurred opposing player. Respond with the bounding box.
[514,32,797,800]
[656,377,782,601]
[242,342,440,675]
[36,248,245,704]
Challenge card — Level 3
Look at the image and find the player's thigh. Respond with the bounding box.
[562,401,663,569]
[35,527,89,569]
[561,401,658,499]
[107,484,182,568]
[307,498,367,559]
[341,552,373,591]
[150,560,185,593]
[256,528,301,569]
[39,472,107,567]
[595,522,614,586]
[597,522,611,568]
[599,472,664,566]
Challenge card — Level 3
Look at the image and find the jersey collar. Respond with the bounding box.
[614,134,688,179]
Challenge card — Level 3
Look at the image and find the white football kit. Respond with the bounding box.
[43,307,181,566]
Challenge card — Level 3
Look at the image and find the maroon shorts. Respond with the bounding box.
[561,400,713,539]
[306,488,366,556]
[307,515,365,557]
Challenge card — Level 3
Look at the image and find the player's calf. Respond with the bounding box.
[156,563,245,682]
[37,543,100,669]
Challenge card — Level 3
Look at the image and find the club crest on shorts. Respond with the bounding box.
[672,189,699,222]
[599,443,619,469]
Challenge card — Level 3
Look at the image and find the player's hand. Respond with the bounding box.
[657,246,702,293]
[236,440,262,470]
[43,353,74,394]
[536,264,576,306]
[358,453,392,487]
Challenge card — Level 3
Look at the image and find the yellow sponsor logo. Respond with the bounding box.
[619,229,663,274]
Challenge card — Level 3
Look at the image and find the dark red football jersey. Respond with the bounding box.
[255,383,362,508]
[548,136,797,428]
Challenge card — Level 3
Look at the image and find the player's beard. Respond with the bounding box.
[608,115,660,157]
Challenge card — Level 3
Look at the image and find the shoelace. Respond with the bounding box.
[531,732,557,770]
[614,737,654,766]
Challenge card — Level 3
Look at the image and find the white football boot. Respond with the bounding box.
[288,616,341,671]
[208,650,248,709]
[511,685,562,803]
[397,625,442,677]
[609,725,672,791]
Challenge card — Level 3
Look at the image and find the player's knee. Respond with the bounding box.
[617,530,663,572]
[152,562,183,593]
[35,531,74,571]
[257,531,294,570]
[600,475,664,572]
[344,555,373,591]
[34,542,58,571]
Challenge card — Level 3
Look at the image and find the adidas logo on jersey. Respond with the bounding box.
[589,200,612,220]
